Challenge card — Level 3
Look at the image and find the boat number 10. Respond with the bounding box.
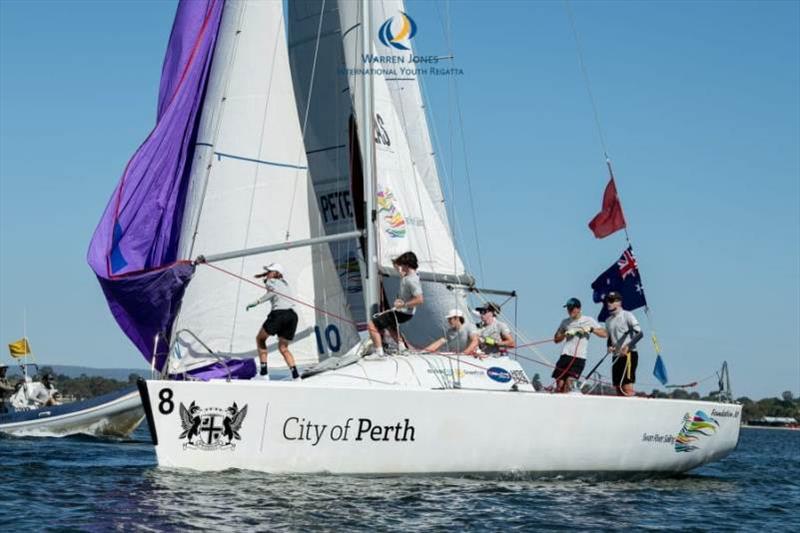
[314,324,341,354]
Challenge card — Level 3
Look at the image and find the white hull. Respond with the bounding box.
[1,389,144,438]
[139,355,741,474]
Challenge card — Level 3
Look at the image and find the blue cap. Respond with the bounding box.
[563,298,581,309]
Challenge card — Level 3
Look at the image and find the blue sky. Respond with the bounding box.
[1,0,797,399]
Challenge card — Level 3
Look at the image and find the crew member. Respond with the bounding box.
[0,364,14,413]
[552,297,607,393]
[604,291,643,397]
[246,263,300,381]
[368,251,424,356]
[475,302,515,355]
[425,309,479,355]
[31,373,60,406]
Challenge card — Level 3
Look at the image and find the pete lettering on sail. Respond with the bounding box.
[282,417,416,445]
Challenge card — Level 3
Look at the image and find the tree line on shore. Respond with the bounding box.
[10,368,798,423]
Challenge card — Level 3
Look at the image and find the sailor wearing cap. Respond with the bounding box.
[552,297,607,393]
[475,302,515,355]
[246,263,301,381]
[603,291,643,396]
[424,309,479,355]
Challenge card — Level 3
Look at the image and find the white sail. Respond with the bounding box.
[171,0,359,372]
[288,0,472,344]
[337,1,464,275]
[288,0,368,324]
[369,0,451,233]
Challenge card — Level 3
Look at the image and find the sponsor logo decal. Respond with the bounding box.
[376,187,407,238]
[674,410,719,453]
[378,11,418,51]
[282,417,416,445]
[178,401,248,451]
[486,366,512,383]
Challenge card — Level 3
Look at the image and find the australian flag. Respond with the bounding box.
[591,246,648,322]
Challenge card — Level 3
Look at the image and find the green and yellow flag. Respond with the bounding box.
[8,338,31,358]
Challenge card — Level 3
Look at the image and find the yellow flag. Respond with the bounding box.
[8,338,31,358]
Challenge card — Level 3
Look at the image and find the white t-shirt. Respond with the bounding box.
[605,309,642,350]
[397,272,423,315]
[443,322,478,353]
[478,319,512,354]
[557,315,601,359]
[256,278,296,312]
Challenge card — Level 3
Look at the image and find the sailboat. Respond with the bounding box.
[88,0,741,473]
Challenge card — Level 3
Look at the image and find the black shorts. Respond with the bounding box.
[263,309,298,340]
[372,310,413,332]
[612,351,639,386]
[552,354,586,380]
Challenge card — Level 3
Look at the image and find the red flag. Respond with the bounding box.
[588,178,626,238]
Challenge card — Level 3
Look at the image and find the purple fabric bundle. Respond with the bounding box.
[87,1,223,371]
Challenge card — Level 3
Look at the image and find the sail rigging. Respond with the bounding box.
[89,0,359,377]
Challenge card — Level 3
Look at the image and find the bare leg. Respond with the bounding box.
[368,320,383,350]
[256,328,269,365]
[277,338,296,368]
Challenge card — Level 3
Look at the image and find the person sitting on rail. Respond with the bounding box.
[425,309,479,355]
[246,263,301,381]
[368,251,424,356]
[475,302,515,356]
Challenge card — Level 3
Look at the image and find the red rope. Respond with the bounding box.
[201,262,360,327]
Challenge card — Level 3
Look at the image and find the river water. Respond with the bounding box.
[1,426,797,531]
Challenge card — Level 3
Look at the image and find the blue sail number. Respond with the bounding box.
[314,324,341,354]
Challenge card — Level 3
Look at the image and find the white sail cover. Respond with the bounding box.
[171,0,359,372]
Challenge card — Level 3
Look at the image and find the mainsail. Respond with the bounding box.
[288,0,471,345]
[89,0,359,378]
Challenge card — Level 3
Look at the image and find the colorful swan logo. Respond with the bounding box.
[376,188,407,239]
[674,410,719,453]
[378,12,418,51]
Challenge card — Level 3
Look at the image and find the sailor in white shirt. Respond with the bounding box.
[475,302,515,355]
[425,309,479,355]
[552,297,607,393]
[246,263,300,381]
[604,291,643,396]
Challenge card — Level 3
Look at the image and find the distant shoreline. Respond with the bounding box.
[741,424,799,432]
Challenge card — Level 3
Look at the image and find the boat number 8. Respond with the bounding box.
[158,388,174,415]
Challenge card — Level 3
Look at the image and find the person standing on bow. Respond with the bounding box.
[246,263,300,381]
[604,291,643,397]
[425,309,479,355]
[475,302,515,356]
[552,297,607,393]
[368,251,424,356]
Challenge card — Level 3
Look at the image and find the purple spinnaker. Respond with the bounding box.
[87,0,223,372]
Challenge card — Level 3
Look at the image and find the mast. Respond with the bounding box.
[361,0,379,317]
